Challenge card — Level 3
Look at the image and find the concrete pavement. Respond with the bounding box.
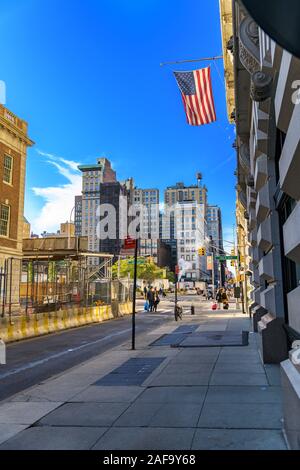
[0,300,287,450]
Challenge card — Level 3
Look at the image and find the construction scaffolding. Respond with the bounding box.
[0,237,132,318]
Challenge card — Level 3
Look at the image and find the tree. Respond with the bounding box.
[112,257,165,282]
[166,269,176,284]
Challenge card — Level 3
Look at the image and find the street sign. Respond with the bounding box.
[216,255,238,261]
[124,236,136,249]
[120,236,137,256]
[127,260,145,265]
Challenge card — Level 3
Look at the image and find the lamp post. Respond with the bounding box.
[68,206,75,250]
[131,228,140,351]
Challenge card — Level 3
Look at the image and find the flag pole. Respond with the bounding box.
[160,55,223,67]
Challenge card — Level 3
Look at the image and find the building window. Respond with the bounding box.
[3,155,13,184]
[0,204,10,237]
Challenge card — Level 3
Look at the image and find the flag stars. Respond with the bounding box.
[174,71,196,95]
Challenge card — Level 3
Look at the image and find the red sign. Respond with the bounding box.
[124,237,136,250]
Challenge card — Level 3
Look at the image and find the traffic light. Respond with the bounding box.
[198,247,206,256]
[231,260,235,267]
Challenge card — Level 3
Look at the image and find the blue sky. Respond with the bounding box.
[0,0,236,242]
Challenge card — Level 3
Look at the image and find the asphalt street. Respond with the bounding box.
[0,298,186,402]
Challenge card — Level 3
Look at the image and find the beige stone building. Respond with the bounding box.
[219,0,300,449]
[60,222,75,237]
[22,217,31,239]
[0,105,34,310]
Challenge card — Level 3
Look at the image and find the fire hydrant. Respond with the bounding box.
[191,305,195,315]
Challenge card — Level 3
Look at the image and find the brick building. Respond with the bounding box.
[0,105,34,308]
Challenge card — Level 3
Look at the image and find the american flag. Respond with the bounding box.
[174,67,216,126]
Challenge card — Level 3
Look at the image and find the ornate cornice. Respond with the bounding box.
[239,16,260,74]
[239,143,251,173]
[250,71,273,102]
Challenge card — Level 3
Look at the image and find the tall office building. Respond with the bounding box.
[206,205,225,285]
[164,181,208,213]
[175,201,207,281]
[99,181,129,256]
[132,188,159,263]
[78,158,116,264]
[163,181,208,280]
[160,208,177,270]
[74,195,82,237]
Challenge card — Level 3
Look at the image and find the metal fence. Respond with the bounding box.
[0,257,132,318]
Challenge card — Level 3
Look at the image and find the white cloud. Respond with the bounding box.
[31,150,82,234]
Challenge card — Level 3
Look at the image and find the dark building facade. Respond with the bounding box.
[99,182,128,256]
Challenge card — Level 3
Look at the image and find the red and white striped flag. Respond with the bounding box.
[174,67,216,126]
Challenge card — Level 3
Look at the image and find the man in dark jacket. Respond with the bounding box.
[147,288,155,312]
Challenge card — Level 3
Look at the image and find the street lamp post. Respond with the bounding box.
[68,206,75,250]
[131,229,140,351]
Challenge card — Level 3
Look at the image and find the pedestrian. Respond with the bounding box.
[222,289,229,309]
[147,287,155,312]
[216,288,223,310]
[143,285,147,300]
[154,292,160,312]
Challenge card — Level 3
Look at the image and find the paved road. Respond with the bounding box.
[0,304,176,402]
[0,295,204,402]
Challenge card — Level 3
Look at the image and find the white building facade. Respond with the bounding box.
[78,158,116,265]
[175,201,207,281]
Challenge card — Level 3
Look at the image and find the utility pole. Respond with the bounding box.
[174,265,179,319]
[131,233,139,351]
[117,256,121,279]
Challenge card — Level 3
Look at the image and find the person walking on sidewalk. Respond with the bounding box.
[143,285,148,300]
[147,287,155,312]
[222,289,229,310]
[154,292,160,312]
[216,288,223,310]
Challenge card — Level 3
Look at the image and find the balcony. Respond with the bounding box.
[251,246,260,266]
[283,202,300,264]
[252,267,260,287]
[260,285,277,315]
[254,154,268,191]
[249,228,257,247]
[257,216,272,253]
[287,286,300,333]
[256,183,271,224]
[258,251,275,282]
[253,128,268,159]
[248,207,256,231]
[247,185,256,211]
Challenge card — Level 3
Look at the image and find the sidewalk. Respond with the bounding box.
[0,302,287,450]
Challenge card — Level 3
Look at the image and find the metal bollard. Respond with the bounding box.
[0,339,6,365]
[191,305,195,315]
